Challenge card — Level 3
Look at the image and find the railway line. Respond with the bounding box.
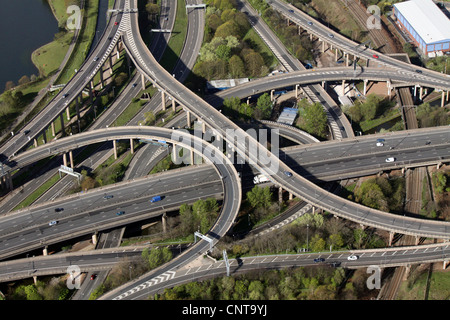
[341,0,397,54]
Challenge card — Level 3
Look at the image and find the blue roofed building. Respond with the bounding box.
[393,0,450,57]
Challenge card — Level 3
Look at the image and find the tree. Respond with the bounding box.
[302,102,328,138]
[254,93,273,120]
[246,185,272,209]
[215,44,231,60]
[228,55,245,78]
[142,247,173,269]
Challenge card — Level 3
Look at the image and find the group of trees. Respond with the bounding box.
[345,94,393,123]
[296,99,328,139]
[179,198,220,235]
[416,102,450,128]
[154,265,376,300]
[350,176,405,213]
[8,278,70,300]
[193,0,271,80]
[222,93,273,121]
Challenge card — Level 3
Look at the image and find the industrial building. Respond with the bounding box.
[393,0,450,57]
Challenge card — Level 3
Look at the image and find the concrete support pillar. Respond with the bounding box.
[42,131,47,144]
[441,91,446,107]
[141,73,146,90]
[130,139,134,154]
[161,91,166,111]
[321,80,326,89]
[446,90,449,102]
[33,276,38,285]
[172,99,176,112]
[289,192,293,200]
[270,89,275,101]
[387,80,391,97]
[109,53,114,74]
[388,231,394,246]
[63,153,68,167]
[309,33,313,41]
[190,149,195,165]
[201,121,206,134]
[321,40,325,53]
[278,186,283,204]
[363,79,368,96]
[443,260,449,270]
[60,113,65,137]
[66,106,71,121]
[162,213,167,233]
[186,110,191,127]
[113,140,118,160]
[34,138,38,148]
[99,67,104,89]
[69,150,74,168]
[415,236,420,246]
[345,53,349,66]
[342,80,346,96]
[335,48,338,62]
[419,86,423,100]
[295,84,299,98]
[92,233,98,245]
[403,265,411,280]
[43,246,48,256]
[172,144,177,162]
[51,122,56,137]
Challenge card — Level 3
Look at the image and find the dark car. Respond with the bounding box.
[415,69,422,74]
[116,211,125,216]
[288,9,294,13]
[54,208,64,212]
[314,258,325,263]
[103,195,113,200]
[329,261,341,267]
[284,171,293,177]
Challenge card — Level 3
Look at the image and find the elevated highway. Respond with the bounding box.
[119,0,450,240]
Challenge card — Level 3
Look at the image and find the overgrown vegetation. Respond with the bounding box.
[296,99,328,140]
[153,266,377,300]
[347,176,405,214]
[192,0,274,81]
[416,102,450,128]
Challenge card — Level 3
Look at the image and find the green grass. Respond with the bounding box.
[13,174,61,211]
[55,0,100,85]
[397,268,450,300]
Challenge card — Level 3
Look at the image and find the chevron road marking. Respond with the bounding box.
[113,270,176,300]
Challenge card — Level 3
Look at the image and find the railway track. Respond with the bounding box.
[342,0,397,54]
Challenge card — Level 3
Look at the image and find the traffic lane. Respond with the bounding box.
[0,165,220,236]
[0,182,223,260]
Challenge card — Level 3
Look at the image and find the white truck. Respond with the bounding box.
[253,174,269,184]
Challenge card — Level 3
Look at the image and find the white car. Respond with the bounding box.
[385,157,395,163]
[347,255,358,261]
[376,142,384,147]
[48,220,58,226]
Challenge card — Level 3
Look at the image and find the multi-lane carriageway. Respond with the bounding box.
[0,0,449,298]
